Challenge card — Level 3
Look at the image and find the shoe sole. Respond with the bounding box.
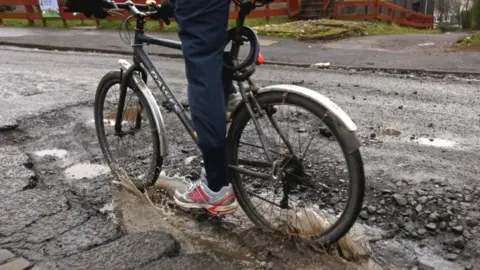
[173,197,239,215]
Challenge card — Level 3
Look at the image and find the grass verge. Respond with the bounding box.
[1,16,290,32]
[453,31,480,49]
[252,19,439,40]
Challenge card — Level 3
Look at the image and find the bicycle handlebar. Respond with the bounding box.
[112,1,162,18]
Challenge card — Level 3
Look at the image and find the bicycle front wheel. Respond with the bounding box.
[227,89,365,245]
[94,71,162,191]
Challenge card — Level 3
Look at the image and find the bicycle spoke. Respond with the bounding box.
[266,113,297,158]
[248,191,283,208]
[239,141,284,156]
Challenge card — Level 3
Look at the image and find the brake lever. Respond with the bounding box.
[149,4,171,25]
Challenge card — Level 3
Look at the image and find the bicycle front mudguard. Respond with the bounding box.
[118,59,170,157]
[229,84,361,153]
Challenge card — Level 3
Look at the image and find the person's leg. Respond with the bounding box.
[175,0,230,192]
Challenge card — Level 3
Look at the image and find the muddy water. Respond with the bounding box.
[115,181,377,270]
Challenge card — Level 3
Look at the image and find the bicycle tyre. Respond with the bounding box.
[94,71,162,191]
[227,91,365,245]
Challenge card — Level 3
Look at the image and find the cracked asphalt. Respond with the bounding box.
[1,45,480,270]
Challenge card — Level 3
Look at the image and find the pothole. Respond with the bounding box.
[34,148,68,159]
[415,137,457,148]
[64,163,111,180]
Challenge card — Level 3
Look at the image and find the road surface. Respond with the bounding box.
[1,27,480,73]
[0,46,479,270]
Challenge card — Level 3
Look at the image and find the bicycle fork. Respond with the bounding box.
[115,58,169,157]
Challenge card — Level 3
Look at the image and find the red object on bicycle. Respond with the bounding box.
[256,52,264,65]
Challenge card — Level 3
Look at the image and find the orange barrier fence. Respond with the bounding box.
[0,0,300,27]
[333,0,433,28]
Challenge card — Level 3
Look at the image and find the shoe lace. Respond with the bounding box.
[186,180,203,193]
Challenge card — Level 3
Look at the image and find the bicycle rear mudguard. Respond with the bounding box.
[118,59,169,157]
[230,84,361,153]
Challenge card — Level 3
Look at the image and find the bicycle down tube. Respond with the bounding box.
[125,27,199,142]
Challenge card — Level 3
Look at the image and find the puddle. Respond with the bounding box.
[418,42,435,47]
[64,163,111,180]
[380,128,401,136]
[34,148,68,159]
[415,137,456,148]
[87,119,139,127]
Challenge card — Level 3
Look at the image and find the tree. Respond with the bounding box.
[472,0,480,28]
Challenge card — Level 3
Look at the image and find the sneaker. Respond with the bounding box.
[173,172,237,215]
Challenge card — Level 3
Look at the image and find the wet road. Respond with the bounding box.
[1,28,480,73]
[1,46,479,269]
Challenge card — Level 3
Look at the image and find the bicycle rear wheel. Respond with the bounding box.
[94,71,162,191]
[227,90,365,245]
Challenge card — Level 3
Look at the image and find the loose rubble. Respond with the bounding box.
[359,174,480,268]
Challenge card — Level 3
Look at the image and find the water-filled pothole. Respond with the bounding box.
[64,163,111,180]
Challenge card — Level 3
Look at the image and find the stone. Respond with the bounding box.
[415,205,423,212]
[417,228,427,235]
[445,253,458,261]
[396,218,405,228]
[465,216,478,227]
[463,230,473,239]
[425,223,436,231]
[367,206,377,214]
[360,210,369,220]
[451,226,464,234]
[0,258,33,270]
[393,194,407,206]
[452,237,465,249]
[0,250,14,265]
[416,189,427,196]
[428,212,440,222]
[418,196,428,204]
[377,209,387,215]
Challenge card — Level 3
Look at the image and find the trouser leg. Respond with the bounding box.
[175,0,231,192]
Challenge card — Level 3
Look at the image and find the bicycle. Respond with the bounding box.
[93,0,365,246]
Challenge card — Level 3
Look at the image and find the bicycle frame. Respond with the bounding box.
[112,1,360,182]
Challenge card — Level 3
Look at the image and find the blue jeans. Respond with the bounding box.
[175,0,234,192]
